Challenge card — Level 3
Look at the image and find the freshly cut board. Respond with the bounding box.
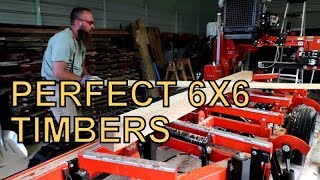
[102,70,320,151]
[124,80,320,89]
[102,71,253,152]
[248,81,320,89]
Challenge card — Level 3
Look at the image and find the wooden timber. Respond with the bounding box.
[102,71,253,152]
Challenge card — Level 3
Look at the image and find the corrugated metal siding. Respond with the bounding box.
[40,0,104,27]
[148,0,175,12]
[147,8,176,33]
[267,0,320,29]
[106,0,146,29]
[0,0,216,35]
[177,1,199,34]
[177,14,198,34]
[147,0,176,33]
[0,0,36,25]
[199,0,217,36]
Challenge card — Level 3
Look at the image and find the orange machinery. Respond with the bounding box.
[204,0,320,81]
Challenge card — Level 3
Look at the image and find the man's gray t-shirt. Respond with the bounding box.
[41,28,86,80]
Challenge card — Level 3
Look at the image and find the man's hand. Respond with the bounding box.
[81,75,104,89]
[89,76,104,89]
[89,76,102,81]
[80,74,92,86]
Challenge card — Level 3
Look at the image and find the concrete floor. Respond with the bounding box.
[297,116,320,180]
[0,142,47,179]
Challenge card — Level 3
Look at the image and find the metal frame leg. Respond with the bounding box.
[310,70,315,84]
[277,68,281,83]
[301,69,304,83]
[280,2,290,34]
[140,135,157,160]
[295,69,299,84]
[300,1,307,36]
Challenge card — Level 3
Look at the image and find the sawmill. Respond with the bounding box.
[1,0,320,179]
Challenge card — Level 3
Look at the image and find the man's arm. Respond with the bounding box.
[53,62,82,81]
[81,61,89,76]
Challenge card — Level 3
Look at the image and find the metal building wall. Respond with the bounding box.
[0,0,37,25]
[40,0,105,27]
[199,0,218,36]
[147,0,176,33]
[0,0,212,35]
[267,0,320,29]
[177,0,200,34]
[106,0,146,29]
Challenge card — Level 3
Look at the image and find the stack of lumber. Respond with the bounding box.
[85,49,140,80]
[0,28,51,144]
[0,24,142,143]
[81,33,143,121]
[130,19,168,97]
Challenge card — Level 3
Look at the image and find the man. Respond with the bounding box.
[41,7,101,134]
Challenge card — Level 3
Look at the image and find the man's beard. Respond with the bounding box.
[78,29,93,50]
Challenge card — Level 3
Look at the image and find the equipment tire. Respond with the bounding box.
[285,104,317,165]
